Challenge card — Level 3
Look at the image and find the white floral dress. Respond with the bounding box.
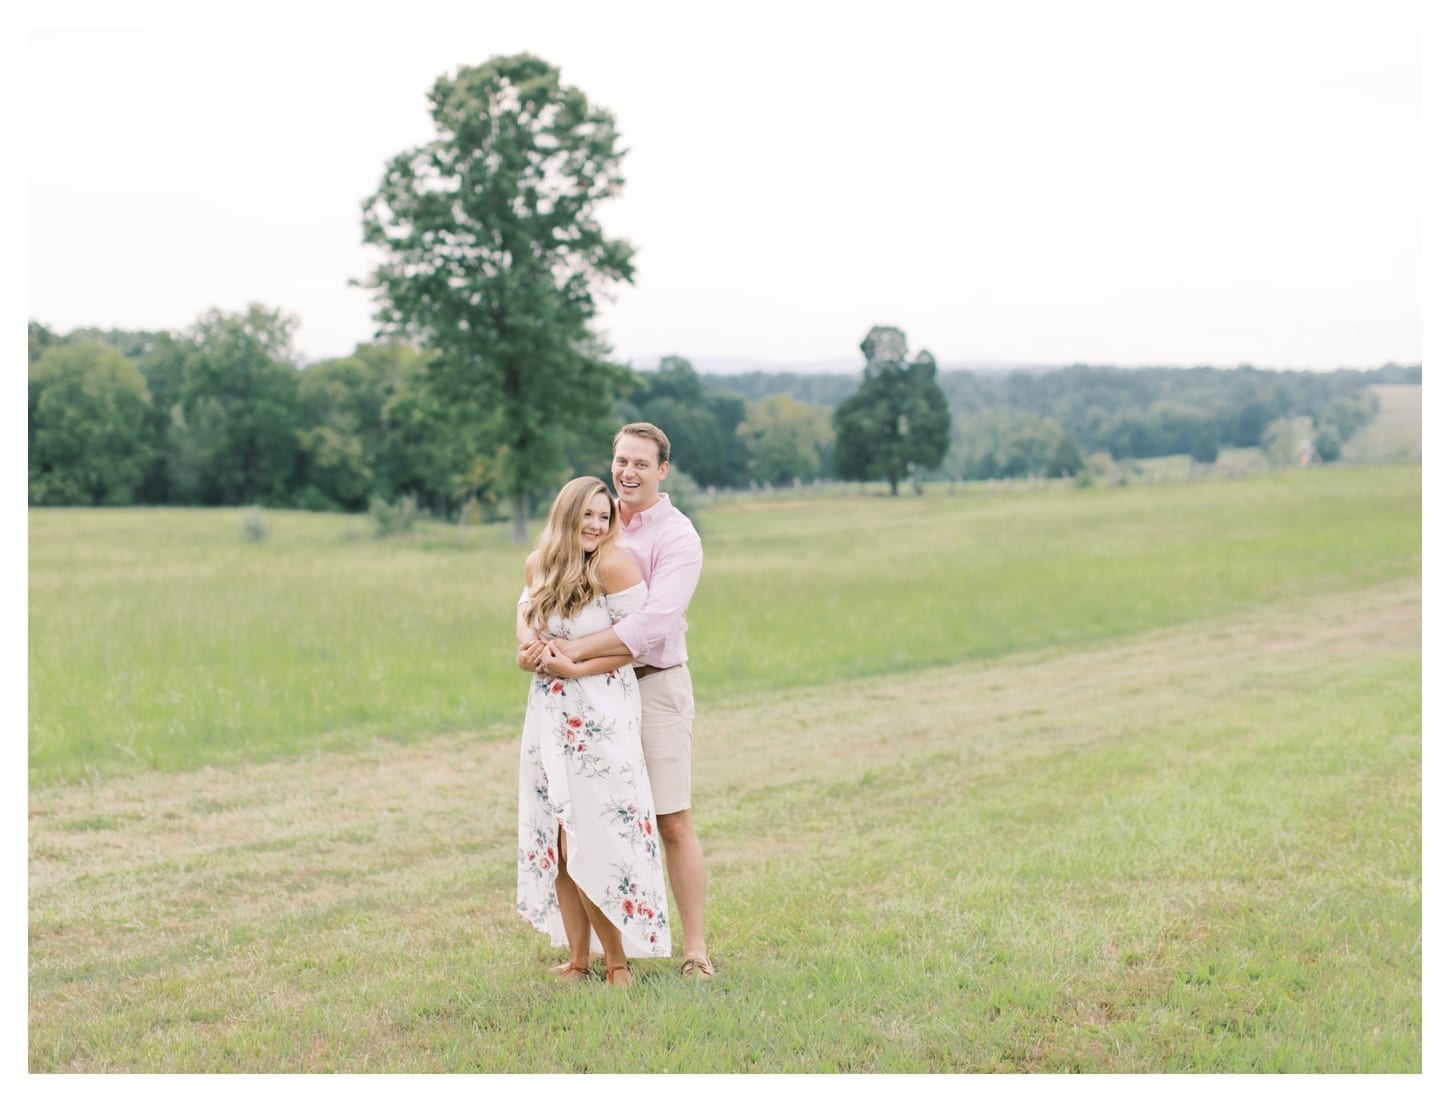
[516,581,671,958]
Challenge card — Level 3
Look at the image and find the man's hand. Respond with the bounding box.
[549,638,581,662]
[550,626,634,663]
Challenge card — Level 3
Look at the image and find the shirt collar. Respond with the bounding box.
[620,492,672,529]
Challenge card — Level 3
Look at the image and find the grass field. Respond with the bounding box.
[1345,384,1422,465]
[27,464,1421,1072]
[29,465,1420,784]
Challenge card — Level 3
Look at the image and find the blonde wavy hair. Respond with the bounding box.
[526,476,619,632]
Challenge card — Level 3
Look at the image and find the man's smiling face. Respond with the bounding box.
[612,433,668,515]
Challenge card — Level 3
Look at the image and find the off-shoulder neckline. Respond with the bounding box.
[605,580,646,597]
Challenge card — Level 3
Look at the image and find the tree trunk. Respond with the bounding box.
[888,474,899,496]
[512,490,529,545]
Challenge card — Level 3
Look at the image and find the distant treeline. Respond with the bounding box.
[28,312,1418,513]
[708,361,1417,480]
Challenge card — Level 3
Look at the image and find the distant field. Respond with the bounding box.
[1133,447,1268,481]
[29,465,1420,783]
[1089,383,1420,480]
[1345,384,1421,464]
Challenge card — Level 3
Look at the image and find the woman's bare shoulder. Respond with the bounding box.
[597,546,643,592]
[524,549,541,584]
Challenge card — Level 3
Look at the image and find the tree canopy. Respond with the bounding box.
[26,308,1414,512]
[163,306,303,505]
[29,341,154,505]
[737,393,833,486]
[359,52,635,542]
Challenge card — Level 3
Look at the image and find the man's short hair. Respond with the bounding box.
[614,422,671,466]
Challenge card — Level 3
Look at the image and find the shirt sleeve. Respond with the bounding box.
[611,525,702,659]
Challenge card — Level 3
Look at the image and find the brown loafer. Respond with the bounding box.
[681,955,716,980]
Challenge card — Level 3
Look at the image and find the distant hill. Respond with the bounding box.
[683,361,1418,466]
[625,356,1063,408]
[624,355,1055,377]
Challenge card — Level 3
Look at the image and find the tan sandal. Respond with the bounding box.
[548,955,601,976]
[681,955,716,980]
[554,964,593,983]
[605,963,634,988]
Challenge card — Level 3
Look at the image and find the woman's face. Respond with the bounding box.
[578,491,612,553]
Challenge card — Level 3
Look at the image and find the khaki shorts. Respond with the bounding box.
[637,664,694,815]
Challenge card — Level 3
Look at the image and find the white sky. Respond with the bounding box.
[23,0,1429,370]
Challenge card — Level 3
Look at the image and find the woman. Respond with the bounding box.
[514,476,671,988]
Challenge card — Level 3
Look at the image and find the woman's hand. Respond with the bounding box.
[517,639,550,674]
[518,639,580,679]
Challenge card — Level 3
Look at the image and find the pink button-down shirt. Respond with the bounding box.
[613,493,702,669]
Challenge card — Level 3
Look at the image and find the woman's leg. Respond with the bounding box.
[574,889,632,987]
[553,826,593,973]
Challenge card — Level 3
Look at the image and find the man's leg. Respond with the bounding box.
[638,666,711,972]
[657,809,707,961]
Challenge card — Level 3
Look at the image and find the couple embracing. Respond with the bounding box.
[514,422,713,988]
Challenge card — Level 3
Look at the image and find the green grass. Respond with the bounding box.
[28,465,1422,1071]
[29,578,1420,1071]
[28,465,1420,783]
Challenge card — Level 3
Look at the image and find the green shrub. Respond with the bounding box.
[240,508,270,543]
[1315,429,1343,463]
[369,494,419,537]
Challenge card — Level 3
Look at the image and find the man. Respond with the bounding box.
[518,423,714,979]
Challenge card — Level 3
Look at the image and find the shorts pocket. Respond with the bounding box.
[669,668,695,722]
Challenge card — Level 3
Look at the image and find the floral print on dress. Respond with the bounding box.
[514,580,670,958]
[535,677,568,701]
[519,822,559,883]
[557,710,616,768]
[601,862,670,951]
[600,796,660,862]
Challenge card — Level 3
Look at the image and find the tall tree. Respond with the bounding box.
[360,53,635,542]
[832,326,951,495]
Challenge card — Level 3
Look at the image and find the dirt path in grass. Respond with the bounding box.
[30,578,1420,968]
